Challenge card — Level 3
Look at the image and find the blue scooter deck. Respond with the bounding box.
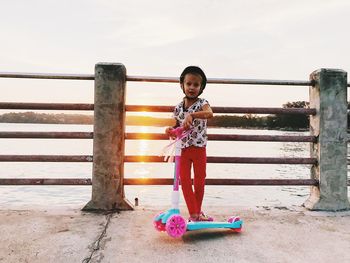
[187,220,242,231]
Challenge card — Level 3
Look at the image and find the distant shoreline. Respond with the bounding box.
[0,111,310,131]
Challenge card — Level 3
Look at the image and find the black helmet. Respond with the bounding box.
[180,66,207,97]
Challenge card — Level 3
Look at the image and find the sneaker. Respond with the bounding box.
[188,216,199,222]
[198,211,214,221]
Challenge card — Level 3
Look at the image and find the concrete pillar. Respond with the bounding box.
[83,63,133,211]
[304,68,350,211]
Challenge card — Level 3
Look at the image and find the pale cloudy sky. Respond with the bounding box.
[1,0,349,109]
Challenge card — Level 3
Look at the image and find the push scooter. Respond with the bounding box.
[153,127,243,238]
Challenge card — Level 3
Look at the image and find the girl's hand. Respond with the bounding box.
[165,127,176,139]
[183,114,193,130]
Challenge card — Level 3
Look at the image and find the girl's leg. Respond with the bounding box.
[180,147,198,217]
[192,147,207,213]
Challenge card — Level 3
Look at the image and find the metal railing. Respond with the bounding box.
[1,66,349,211]
[0,71,317,187]
[1,71,349,86]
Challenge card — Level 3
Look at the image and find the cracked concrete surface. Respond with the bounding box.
[82,213,113,263]
[0,206,350,263]
[0,209,107,263]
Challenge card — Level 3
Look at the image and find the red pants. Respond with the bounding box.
[180,146,207,216]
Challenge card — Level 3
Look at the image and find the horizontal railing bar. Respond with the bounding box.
[0,102,94,110]
[125,133,316,142]
[127,76,178,83]
[0,178,92,185]
[0,132,315,142]
[0,132,93,139]
[2,178,349,186]
[207,157,318,164]
[124,156,317,164]
[0,72,94,80]
[0,155,316,164]
[0,102,316,115]
[0,72,349,87]
[0,178,329,186]
[0,155,93,162]
[125,133,167,140]
[124,178,320,186]
[127,76,314,86]
[125,105,173,112]
[211,107,316,115]
[0,72,311,86]
[126,105,316,115]
[208,78,313,86]
[4,178,349,186]
[207,134,316,142]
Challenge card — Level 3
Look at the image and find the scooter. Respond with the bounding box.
[153,127,243,238]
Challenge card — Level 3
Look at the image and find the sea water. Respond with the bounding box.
[0,123,348,209]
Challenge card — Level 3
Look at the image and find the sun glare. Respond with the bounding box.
[140,111,154,117]
[139,126,150,134]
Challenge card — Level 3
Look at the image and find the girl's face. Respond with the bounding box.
[182,73,202,99]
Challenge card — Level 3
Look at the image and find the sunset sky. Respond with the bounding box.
[1,0,349,110]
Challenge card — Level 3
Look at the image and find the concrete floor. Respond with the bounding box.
[1,205,350,263]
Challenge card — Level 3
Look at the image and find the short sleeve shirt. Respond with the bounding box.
[173,98,209,149]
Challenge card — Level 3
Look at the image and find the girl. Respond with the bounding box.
[166,66,213,221]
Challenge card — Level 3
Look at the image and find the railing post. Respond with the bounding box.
[304,68,350,211]
[83,63,133,211]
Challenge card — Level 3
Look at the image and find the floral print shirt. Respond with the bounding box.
[173,98,209,149]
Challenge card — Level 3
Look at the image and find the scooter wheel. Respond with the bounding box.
[153,213,166,232]
[165,214,187,238]
[228,216,242,233]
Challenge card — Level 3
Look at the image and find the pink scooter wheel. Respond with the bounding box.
[228,216,242,233]
[153,213,166,232]
[165,214,187,238]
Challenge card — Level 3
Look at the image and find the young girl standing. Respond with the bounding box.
[166,66,213,221]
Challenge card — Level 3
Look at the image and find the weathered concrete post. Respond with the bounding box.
[83,63,133,211]
[304,68,350,211]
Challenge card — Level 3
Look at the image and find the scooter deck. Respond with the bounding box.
[187,220,242,231]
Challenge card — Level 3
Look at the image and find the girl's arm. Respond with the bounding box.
[190,104,213,119]
[183,104,213,130]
